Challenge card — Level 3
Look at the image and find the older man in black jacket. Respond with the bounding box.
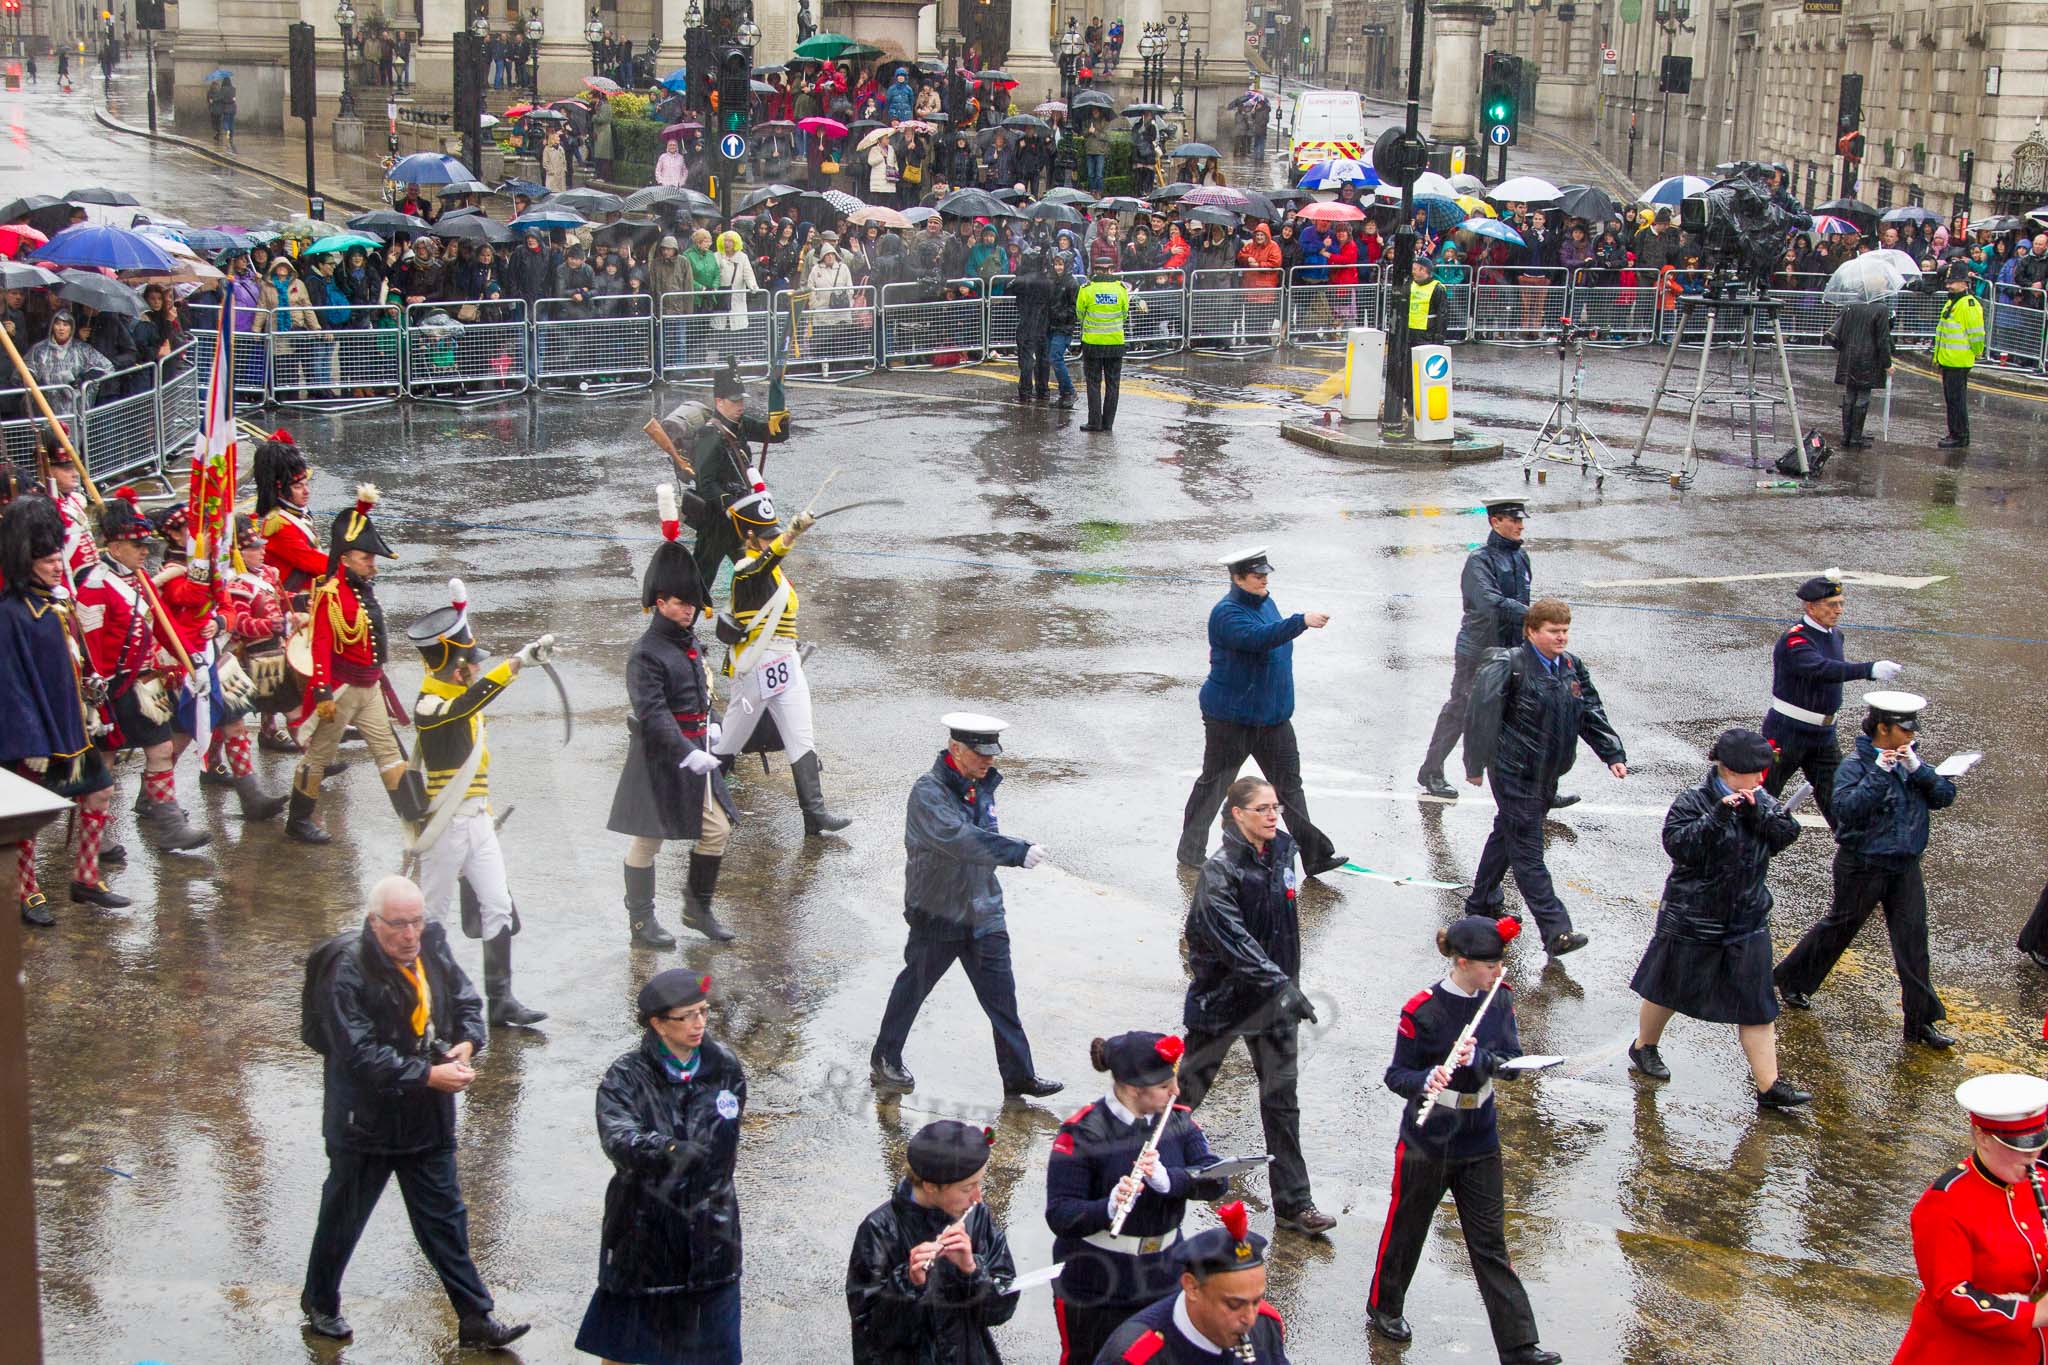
[1418,495,1533,801]
[1463,598,1627,957]
[1828,296,1892,449]
[301,875,527,1348]
[1013,251,1057,402]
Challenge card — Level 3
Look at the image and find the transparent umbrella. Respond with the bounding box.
[1823,249,1922,304]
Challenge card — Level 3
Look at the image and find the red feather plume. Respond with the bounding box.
[699,974,712,994]
[1155,1035,1186,1065]
[1219,1200,1249,1243]
[1496,917,1522,944]
[270,428,295,445]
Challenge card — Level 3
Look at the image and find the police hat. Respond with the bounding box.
[1180,1201,1266,1277]
[637,968,711,1024]
[1709,727,1777,775]
[906,1119,994,1185]
[943,711,1006,757]
[1094,1031,1185,1087]
[1795,568,1844,603]
[1440,914,1522,962]
[1945,262,1975,287]
[1218,545,1273,576]
[1481,496,1528,519]
[1958,1074,2048,1152]
[1864,690,1928,732]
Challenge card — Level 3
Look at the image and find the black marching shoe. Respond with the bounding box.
[1628,1042,1670,1081]
[20,893,55,927]
[70,880,132,909]
[300,1293,352,1342]
[870,1050,915,1092]
[1937,436,1969,449]
[1545,930,1590,957]
[1303,850,1349,878]
[1417,768,1458,799]
[1502,1346,1565,1365]
[285,790,331,845]
[100,843,126,866]
[1276,1204,1337,1235]
[1779,986,1812,1010]
[1547,792,1581,810]
[1004,1074,1065,1099]
[483,933,547,1028]
[456,1313,531,1350]
[624,863,675,948]
[1909,1022,1957,1049]
[1368,1308,1412,1342]
[199,760,235,788]
[791,751,852,835]
[681,852,736,941]
[2028,948,2048,971]
[1756,1078,1814,1109]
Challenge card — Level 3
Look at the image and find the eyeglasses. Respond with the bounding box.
[1243,803,1282,815]
[374,914,426,932]
[658,1005,710,1023]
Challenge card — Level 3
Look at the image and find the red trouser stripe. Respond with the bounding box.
[1054,1294,1071,1365]
[1368,1138,1406,1308]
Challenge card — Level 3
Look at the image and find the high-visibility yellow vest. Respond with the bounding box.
[1408,278,1441,331]
[1934,292,1985,368]
[1077,279,1130,345]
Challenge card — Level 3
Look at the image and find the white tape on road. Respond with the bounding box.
[1581,569,1947,591]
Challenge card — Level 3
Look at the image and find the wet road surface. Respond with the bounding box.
[16,83,2048,1365]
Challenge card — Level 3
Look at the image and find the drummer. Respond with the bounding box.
[1045,1031,1229,1365]
[221,513,305,758]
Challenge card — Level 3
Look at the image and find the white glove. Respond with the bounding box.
[1900,745,1922,773]
[1871,660,1902,681]
[1144,1163,1171,1194]
[1875,749,1899,771]
[1022,844,1048,869]
[681,749,720,775]
[24,755,47,774]
[707,721,722,745]
[515,633,556,665]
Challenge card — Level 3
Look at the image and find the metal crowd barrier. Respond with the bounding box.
[1888,288,1943,346]
[534,295,656,395]
[1567,268,1660,344]
[986,276,1019,356]
[1121,270,1189,357]
[157,342,201,453]
[270,303,406,410]
[774,286,880,380]
[879,279,986,368]
[1285,266,1384,349]
[190,319,273,405]
[659,290,773,383]
[0,386,74,478]
[1987,297,2048,371]
[404,299,530,405]
[1471,266,1568,345]
[1764,275,1835,346]
[1188,268,1285,354]
[78,360,168,488]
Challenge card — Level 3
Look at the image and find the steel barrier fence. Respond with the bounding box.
[1888,288,1943,346]
[157,343,201,455]
[78,361,169,487]
[0,386,74,478]
[269,304,406,409]
[879,279,986,367]
[534,296,657,394]
[774,286,880,378]
[190,324,273,405]
[986,277,1018,356]
[404,299,530,404]
[1471,267,1568,344]
[1286,267,1384,348]
[1567,270,1660,344]
[659,290,773,382]
[1765,277,1835,346]
[1123,273,1189,356]
[1187,269,1285,353]
[1987,298,2048,371]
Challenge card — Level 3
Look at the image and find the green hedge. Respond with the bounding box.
[613,117,665,187]
[1060,130,1137,195]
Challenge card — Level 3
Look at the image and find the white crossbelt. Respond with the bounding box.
[1082,1227,1182,1255]
[1425,1081,1494,1112]
[1771,697,1833,727]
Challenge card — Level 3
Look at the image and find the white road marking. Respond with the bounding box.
[1581,569,1947,591]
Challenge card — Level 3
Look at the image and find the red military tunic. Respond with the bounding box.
[72,560,154,689]
[58,488,98,577]
[225,563,285,645]
[260,507,326,597]
[154,566,217,659]
[303,571,384,717]
[1894,1155,2048,1365]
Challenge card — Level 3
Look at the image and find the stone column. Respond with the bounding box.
[537,0,591,108]
[1426,1,1486,143]
[917,1,938,60]
[1004,0,1058,110]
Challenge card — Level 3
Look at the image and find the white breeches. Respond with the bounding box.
[417,799,513,940]
[713,643,815,763]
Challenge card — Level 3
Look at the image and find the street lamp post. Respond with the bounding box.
[1059,20,1082,104]
[1652,0,1693,178]
[1271,13,1290,116]
[1174,17,1188,113]
[1192,47,1202,130]
[334,0,357,120]
[586,10,604,76]
[525,10,543,104]
[1137,24,1158,105]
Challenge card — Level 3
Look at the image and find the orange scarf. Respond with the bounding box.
[400,959,431,1036]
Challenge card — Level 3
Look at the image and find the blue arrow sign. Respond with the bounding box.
[720,131,747,160]
[1488,123,1511,146]
[1423,353,1450,379]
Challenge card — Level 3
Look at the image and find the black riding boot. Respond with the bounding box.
[682,851,735,941]
[625,861,674,948]
[483,931,547,1027]
[791,752,851,835]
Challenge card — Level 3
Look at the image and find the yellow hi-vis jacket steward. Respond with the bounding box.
[1934,291,1986,369]
[1077,277,1131,345]
[1408,278,1442,330]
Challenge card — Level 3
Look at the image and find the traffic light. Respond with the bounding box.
[1837,73,1863,138]
[1658,54,1692,94]
[453,31,482,132]
[1480,51,1520,147]
[134,0,164,27]
[717,47,752,133]
[287,22,316,121]
[1837,131,1866,161]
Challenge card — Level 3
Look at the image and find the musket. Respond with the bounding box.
[1417,973,1505,1129]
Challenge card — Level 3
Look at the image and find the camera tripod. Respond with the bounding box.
[1626,289,1806,489]
[1522,323,1617,487]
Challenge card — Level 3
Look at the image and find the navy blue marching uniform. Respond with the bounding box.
[1371,916,1558,1364]
[1047,1032,1230,1365]
[1419,498,1533,796]
[1092,1203,1291,1364]
[1094,1291,1289,1364]
[1758,573,1899,829]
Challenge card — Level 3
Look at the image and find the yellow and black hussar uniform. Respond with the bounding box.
[405,579,550,1028]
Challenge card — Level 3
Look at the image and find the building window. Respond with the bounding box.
[1874,178,1892,209]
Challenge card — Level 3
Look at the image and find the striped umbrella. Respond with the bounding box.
[1809,214,1860,236]
[1640,174,1712,206]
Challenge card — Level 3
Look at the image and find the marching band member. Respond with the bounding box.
[405,579,550,1028]
[710,481,850,836]
[1,494,122,924]
[1047,1031,1228,1365]
[254,431,326,609]
[1369,914,1560,1365]
[1092,1201,1292,1364]
[221,513,304,756]
[1893,1073,2048,1365]
[608,485,741,946]
[287,485,424,845]
[74,490,210,852]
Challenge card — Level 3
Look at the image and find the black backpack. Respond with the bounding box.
[300,931,361,1055]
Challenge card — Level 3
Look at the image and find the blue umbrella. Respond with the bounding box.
[1298,158,1377,189]
[1460,216,1525,245]
[206,68,233,81]
[387,152,476,186]
[1640,174,1712,206]
[1412,194,1468,232]
[29,223,177,271]
[495,178,550,200]
[509,207,588,232]
[661,69,689,92]
[160,227,253,253]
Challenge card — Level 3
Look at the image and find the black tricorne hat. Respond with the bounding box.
[0,492,65,588]
[637,968,711,1023]
[407,578,480,671]
[1709,726,1776,775]
[327,483,396,568]
[907,1119,994,1185]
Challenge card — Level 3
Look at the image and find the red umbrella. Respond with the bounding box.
[1295,201,1365,224]
[798,115,848,138]
[0,223,50,258]
[503,101,533,118]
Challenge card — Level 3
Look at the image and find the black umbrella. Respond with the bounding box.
[623,184,719,216]
[0,194,64,222]
[521,108,568,124]
[1262,186,1312,204]
[1120,102,1168,116]
[433,215,515,244]
[991,186,1029,203]
[0,261,60,289]
[1024,201,1086,226]
[973,69,1012,82]
[496,178,550,199]
[1148,181,1196,201]
[1092,196,1150,215]
[753,63,786,76]
[437,204,485,219]
[1551,184,1619,224]
[1002,113,1050,131]
[595,217,663,244]
[1169,142,1221,160]
[437,179,492,197]
[1977,214,2026,233]
[64,187,141,206]
[1070,89,1114,112]
[346,208,431,237]
[1184,206,1239,227]
[1042,187,1098,207]
[934,188,1007,218]
[550,187,625,215]
[845,119,886,140]
[736,185,801,213]
[1882,204,1942,226]
[1812,197,1879,229]
[54,272,144,316]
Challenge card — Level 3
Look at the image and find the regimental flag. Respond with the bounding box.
[186,320,239,606]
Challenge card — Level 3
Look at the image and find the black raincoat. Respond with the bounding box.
[605,613,737,841]
[1182,822,1300,1036]
[845,1180,1018,1365]
[1653,770,1801,941]
[592,1032,746,1294]
[1828,298,1893,389]
[1463,642,1626,802]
